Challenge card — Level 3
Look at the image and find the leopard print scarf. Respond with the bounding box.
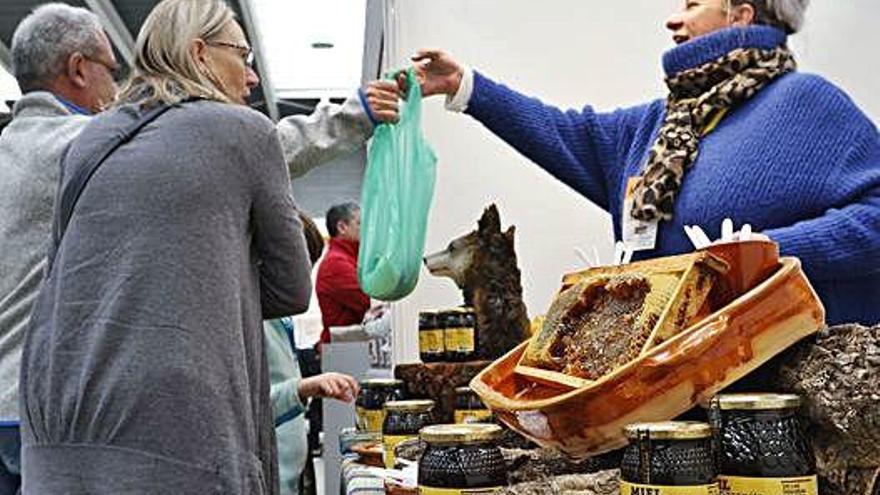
[630,46,796,222]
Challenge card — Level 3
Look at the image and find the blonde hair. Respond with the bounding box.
[117,0,237,107]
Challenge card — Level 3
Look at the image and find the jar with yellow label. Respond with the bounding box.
[709,393,817,495]
[620,421,719,495]
[454,386,493,424]
[356,379,404,433]
[443,308,476,362]
[383,399,434,469]
[420,310,445,363]
[418,423,507,494]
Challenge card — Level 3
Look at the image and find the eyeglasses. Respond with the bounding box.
[84,54,124,82]
[207,41,255,68]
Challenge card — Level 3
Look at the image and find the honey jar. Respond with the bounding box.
[710,393,817,495]
[383,399,434,469]
[453,386,493,424]
[418,424,506,494]
[620,421,719,494]
[443,308,476,362]
[419,310,445,363]
[356,378,404,433]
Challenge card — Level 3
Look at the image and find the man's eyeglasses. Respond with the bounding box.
[84,55,124,82]
[207,41,255,68]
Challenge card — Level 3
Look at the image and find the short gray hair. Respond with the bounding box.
[11,3,105,91]
[731,0,810,34]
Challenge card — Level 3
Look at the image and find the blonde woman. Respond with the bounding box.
[17,0,395,493]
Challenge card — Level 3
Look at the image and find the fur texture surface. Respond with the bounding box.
[424,205,530,360]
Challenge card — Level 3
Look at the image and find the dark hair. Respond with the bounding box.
[298,211,325,265]
[325,202,359,238]
[0,113,12,133]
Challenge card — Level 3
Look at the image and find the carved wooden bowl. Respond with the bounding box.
[470,254,825,459]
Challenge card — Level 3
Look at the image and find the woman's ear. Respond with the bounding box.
[729,2,756,27]
[190,38,210,66]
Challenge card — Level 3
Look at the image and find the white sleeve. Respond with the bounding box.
[275,95,374,179]
[444,66,474,113]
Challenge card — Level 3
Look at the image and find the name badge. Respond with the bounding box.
[622,177,659,251]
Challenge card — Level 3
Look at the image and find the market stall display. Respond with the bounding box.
[472,244,825,457]
[346,226,876,494]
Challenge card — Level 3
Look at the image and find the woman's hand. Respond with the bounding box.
[363,80,403,123]
[410,49,465,97]
[298,372,359,403]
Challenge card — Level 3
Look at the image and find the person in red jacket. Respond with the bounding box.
[316,202,371,344]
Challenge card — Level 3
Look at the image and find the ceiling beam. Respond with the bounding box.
[237,0,280,122]
[83,0,135,67]
[362,0,384,84]
[0,40,11,73]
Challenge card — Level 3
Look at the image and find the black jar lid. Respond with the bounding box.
[420,424,503,445]
[360,378,403,389]
[711,393,801,411]
[386,399,435,413]
[624,421,712,441]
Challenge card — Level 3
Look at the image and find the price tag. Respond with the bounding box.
[622,177,659,251]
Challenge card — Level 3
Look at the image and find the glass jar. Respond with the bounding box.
[443,308,476,362]
[382,399,434,469]
[418,423,507,494]
[620,421,719,494]
[710,393,817,494]
[454,386,493,424]
[356,378,405,433]
[419,310,445,363]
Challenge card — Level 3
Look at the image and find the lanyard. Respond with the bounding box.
[701,108,729,136]
[279,317,296,352]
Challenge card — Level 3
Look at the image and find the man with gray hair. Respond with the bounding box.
[0,4,118,491]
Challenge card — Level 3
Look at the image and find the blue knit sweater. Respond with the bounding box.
[464,26,880,325]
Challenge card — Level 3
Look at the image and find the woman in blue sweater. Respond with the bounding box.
[412,0,879,325]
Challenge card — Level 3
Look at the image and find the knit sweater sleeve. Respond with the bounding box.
[464,71,648,211]
[270,377,305,424]
[765,118,880,281]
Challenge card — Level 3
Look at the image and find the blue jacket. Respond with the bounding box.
[264,318,307,495]
[464,25,879,325]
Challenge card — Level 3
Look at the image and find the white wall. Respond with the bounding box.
[0,69,20,112]
[390,0,880,363]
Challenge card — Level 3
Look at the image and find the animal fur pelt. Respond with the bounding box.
[423,205,530,359]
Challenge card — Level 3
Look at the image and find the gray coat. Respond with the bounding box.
[20,100,311,494]
[0,93,90,421]
[0,92,371,428]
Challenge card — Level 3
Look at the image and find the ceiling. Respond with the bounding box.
[0,0,380,118]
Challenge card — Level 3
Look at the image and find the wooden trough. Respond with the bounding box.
[471,241,825,458]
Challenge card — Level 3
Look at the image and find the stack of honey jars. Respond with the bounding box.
[620,393,817,495]
[355,378,405,433]
[419,307,478,363]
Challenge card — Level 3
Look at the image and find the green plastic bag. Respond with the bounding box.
[358,68,438,301]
